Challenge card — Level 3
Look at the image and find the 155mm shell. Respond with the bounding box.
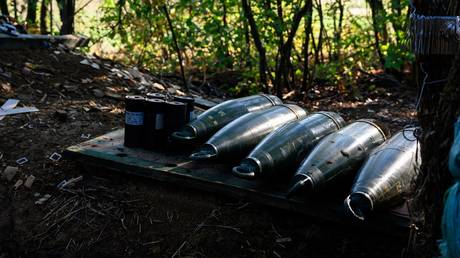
[232,112,346,180]
[190,105,307,161]
[344,128,420,220]
[172,94,282,142]
[287,120,387,198]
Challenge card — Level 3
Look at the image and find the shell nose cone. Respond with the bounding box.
[190,144,217,160]
[172,126,197,141]
[286,176,313,199]
[344,193,373,221]
[232,163,257,179]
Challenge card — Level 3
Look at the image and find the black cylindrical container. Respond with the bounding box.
[164,101,187,133]
[144,98,167,149]
[147,92,166,100]
[173,95,195,122]
[124,95,145,148]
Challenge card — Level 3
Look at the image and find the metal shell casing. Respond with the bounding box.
[173,95,195,123]
[232,112,346,180]
[287,120,387,198]
[344,128,420,220]
[143,98,167,149]
[124,95,146,148]
[172,94,282,142]
[190,104,307,160]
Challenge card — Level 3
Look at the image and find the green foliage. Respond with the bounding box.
[89,0,413,93]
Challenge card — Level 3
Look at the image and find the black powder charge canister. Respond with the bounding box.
[146,92,166,100]
[124,95,146,148]
[173,95,195,123]
[144,98,167,149]
[164,101,187,135]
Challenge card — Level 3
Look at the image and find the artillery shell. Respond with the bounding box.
[190,105,307,161]
[286,120,387,198]
[171,94,282,142]
[232,112,346,180]
[344,128,420,220]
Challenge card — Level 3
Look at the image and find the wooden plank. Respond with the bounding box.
[64,129,411,237]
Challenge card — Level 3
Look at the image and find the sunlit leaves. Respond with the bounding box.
[90,0,413,92]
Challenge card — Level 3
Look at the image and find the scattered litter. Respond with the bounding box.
[49,152,62,162]
[92,89,105,98]
[0,99,19,120]
[2,166,18,181]
[57,176,83,189]
[80,59,91,66]
[153,83,165,91]
[0,99,39,119]
[81,78,92,84]
[0,152,3,160]
[80,59,101,70]
[81,134,91,139]
[0,16,20,36]
[24,175,36,188]
[34,192,41,197]
[275,237,292,243]
[13,179,23,189]
[35,194,52,205]
[16,157,29,165]
[91,63,101,70]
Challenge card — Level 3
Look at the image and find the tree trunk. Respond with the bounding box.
[0,0,9,16]
[366,0,387,67]
[12,0,17,19]
[221,0,232,68]
[59,0,75,34]
[314,0,324,65]
[274,0,312,97]
[162,4,188,92]
[390,0,402,39]
[26,0,38,24]
[411,1,460,256]
[302,0,313,94]
[241,0,269,92]
[49,0,53,33]
[40,0,48,34]
[332,0,344,61]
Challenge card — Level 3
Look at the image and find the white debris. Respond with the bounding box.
[16,157,29,165]
[91,63,101,70]
[2,166,18,181]
[24,175,36,188]
[80,59,91,66]
[57,176,83,189]
[153,83,165,91]
[49,152,62,162]
[35,194,52,205]
[13,179,23,189]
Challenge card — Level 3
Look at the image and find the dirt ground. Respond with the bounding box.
[0,47,417,257]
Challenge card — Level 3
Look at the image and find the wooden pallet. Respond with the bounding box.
[64,129,411,237]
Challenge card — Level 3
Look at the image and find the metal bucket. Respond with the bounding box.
[190,104,307,160]
[232,112,346,180]
[171,94,282,142]
[344,128,420,220]
[287,120,387,198]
